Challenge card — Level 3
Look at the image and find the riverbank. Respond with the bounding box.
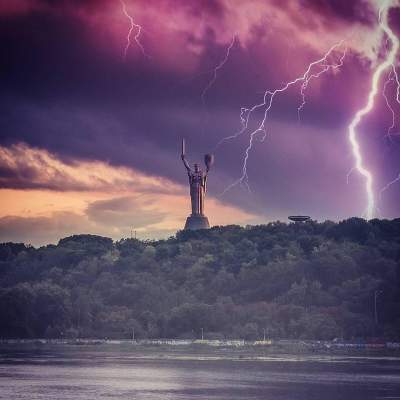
[1,339,399,358]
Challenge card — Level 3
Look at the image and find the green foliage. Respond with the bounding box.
[0,219,399,340]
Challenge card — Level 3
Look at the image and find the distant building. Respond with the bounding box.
[288,215,311,222]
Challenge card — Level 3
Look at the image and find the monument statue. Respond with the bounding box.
[181,138,214,230]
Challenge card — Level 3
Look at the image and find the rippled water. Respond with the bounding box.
[1,345,400,399]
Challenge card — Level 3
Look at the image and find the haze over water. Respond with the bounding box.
[1,347,400,400]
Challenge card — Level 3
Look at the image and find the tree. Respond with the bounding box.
[0,219,399,340]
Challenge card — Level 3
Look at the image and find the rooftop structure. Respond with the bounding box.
[288,215,311,222]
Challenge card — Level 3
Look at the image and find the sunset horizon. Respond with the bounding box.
[1,0,399,244]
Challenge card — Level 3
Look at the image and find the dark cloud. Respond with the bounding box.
[0,142,186,195]
[300,0,375,25]
[167,0,225,18]
[0,0,399,228]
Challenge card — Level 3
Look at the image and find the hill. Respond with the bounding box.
[0,218,399,340]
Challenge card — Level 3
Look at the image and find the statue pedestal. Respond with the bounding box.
[184,214,210,230]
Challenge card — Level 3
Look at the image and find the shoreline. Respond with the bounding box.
[1,339,400,358]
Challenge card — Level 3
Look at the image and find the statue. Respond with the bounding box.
[181,138,214,230]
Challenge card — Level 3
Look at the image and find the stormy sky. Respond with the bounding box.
[0,0,399,246]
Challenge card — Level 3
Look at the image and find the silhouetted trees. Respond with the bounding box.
[0,217,399,340]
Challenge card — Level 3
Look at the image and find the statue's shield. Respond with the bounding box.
[205,154,214,169]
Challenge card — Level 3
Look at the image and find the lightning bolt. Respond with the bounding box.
[380,57,400,207]
[298,49,347,122]
[380,171,400,200]
[382,69,396,139]
[347,0,399,220]
[218,40,347,195]
[394,65,400,104]
[346,167,356,185]
[213,107,250,150]
[120,0,148,59]
[201,35,237,106]
[380,63,400,206]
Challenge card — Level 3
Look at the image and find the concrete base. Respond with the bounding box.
[184,215,210,230]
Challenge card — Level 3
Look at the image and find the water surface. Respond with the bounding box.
[1,345,399,399]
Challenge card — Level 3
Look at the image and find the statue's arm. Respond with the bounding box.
[181,154,191,173]
[181,138,192,174]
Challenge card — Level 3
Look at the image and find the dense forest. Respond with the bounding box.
[1,218,400,341]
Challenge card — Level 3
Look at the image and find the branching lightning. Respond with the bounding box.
[380,171,400,200]
[379,62,400,205]
[346,167,356,185]
[385,64,400,135]
[120,0,148,59]
[394,65,400,104]
[201,35,236,106]
[297,49,347,122]
[218,41,347,195]
[382,69,396,139]
[379,56,400,207]
[348,0,399,220]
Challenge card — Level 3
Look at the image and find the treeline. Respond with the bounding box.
[0,218,400,341]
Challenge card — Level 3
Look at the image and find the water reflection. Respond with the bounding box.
[0,347,399,399]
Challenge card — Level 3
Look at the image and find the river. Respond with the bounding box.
[1,345,399,399]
